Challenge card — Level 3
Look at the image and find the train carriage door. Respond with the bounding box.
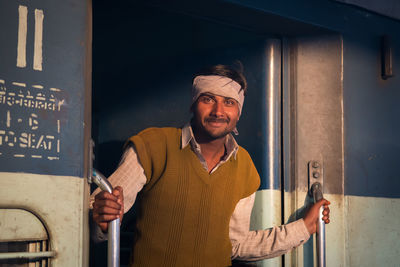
[0,0,92,266]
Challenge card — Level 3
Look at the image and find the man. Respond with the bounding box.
[91,64,330,266]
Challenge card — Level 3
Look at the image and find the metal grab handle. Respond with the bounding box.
[92,169,120,267]
[311,182,326,267]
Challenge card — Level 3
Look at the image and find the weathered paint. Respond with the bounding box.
[0,209,48,242]
[16,5,28,68]
[0,172,90,266]
[0,0,91,177]
[33,9,44,71]
[293,34,344,195]
[281,33,346,267]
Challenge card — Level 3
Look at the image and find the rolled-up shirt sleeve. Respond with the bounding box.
[90,145,147,214]
[90,145,146,242]
[230,193,310,261]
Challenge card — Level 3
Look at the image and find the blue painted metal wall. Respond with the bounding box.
[0,0,91,177]
[343,34,400,198]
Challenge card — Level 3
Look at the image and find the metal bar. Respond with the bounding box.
[0,251,55,260]
[256,39,283,266]
[311,182,326,267]
[92,169,120,267]
[263,39,282,191]
[41,240,48,267]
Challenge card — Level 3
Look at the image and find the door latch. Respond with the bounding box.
[308,160,323,197]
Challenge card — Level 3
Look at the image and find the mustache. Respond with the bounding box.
[205,117,230,123]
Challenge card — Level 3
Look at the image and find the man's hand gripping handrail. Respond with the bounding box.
[92,169,120,267]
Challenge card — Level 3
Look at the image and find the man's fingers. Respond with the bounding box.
[95,191,118,202]
[113,186,124,206]
[304,198,331,234]
[316,199,330,207]
[322,208,330,216]
[321,201,330,224]
[94,205,121,216]
[94,214,119,223]
[97,222,108,233]
[93,186,124,227]
[113,186,123,196]
[93,186,124,231]
[317,199,330,217]
[93,199,121,211]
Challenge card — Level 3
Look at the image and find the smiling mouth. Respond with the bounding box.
[205,118,229,123]
[205,119,229,129]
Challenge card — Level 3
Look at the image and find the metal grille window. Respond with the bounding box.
[0,209,55,266]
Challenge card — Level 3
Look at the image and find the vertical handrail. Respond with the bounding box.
[311,182,326,267]
[92,169,120,267]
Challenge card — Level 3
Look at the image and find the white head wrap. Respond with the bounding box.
[191,75,245,115]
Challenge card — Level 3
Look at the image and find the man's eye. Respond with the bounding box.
[225,99,236,106]
[201,96,213,103]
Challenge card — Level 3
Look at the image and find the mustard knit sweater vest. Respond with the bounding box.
[128,127,260,267]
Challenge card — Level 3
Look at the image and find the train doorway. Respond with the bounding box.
[91,3,282,266]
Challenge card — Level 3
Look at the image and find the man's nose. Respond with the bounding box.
[211,101,224,116]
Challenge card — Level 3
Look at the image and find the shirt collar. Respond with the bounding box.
[181,123,239,160]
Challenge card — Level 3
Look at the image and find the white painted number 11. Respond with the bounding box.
[17,5,44,71]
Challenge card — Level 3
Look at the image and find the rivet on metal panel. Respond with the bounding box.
[312,161,320,168]
[308,160,324,193]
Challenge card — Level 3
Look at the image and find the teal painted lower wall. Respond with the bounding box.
[250,189,400,266]
[345,195,400,267]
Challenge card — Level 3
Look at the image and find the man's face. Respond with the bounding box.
[192,93,240,140]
